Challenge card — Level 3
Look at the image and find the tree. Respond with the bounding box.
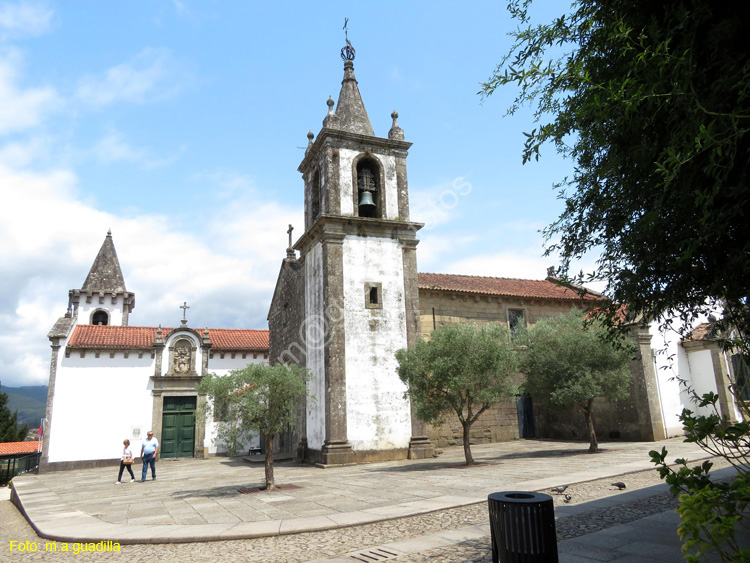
[481,1,750,346]
[197,364,310,490]
[518,310,633,453]
[395,323,518,466]
[0,384,28,442]
[484,2,750,556]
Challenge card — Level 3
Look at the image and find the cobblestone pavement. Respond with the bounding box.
[1,461,707,563]
[1,439,732,562]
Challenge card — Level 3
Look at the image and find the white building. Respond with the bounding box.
[647,316,744,438]
[41,231,269,471]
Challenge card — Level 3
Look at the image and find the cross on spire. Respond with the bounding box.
[180,301,190,321]
[286,225,296,259]
[341,18,355,61]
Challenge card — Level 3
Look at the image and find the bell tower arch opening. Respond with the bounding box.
[90,310,109,326]
[354,156,383,219]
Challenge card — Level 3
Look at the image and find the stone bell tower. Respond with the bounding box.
[293,43,433,465]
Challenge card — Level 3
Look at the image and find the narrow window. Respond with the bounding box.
[311,170,321,221]
[365,283,382,309]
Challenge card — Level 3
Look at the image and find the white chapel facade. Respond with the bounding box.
[41,231,269,471]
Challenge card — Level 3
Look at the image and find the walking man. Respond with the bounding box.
[140,430,159,482]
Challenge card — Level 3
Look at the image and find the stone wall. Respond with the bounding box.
[418,290,583,338]
[417,289,653,446]
[268,258,305,367]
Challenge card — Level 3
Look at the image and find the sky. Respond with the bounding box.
[0,0,590,388]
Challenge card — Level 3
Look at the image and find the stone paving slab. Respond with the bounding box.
[10,438,713,544]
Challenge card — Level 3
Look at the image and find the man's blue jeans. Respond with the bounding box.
[141,453,156,481]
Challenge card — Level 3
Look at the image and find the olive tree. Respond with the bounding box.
[518,310,634,453]
[396,322,518,466]
[197,363,310,490]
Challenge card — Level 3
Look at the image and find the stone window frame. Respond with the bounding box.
[351,153,386,219]
[90,309,110,326]
[365,282,383,309]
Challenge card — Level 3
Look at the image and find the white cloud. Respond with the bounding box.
[0,135,49,166]
[192,170,255,200]
[410,177,474,230]
[0,48,58,134]
[0,1,53,36]
[91,130,183,169]
[76,47,178,107]
[447,250,552,280]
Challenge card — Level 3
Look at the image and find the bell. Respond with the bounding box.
[358,190,376,212]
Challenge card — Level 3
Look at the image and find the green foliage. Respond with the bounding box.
[481,0,750,349]
[0,386,29,442]
[197,364,310,489]
[650,391,750,561]
[518,310,633,452]
[396,322,518,465]
[487,0,750,556]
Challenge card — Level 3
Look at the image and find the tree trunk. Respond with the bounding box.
[264,433,275,490]
[584,398,598,453]
[462,421,474,465]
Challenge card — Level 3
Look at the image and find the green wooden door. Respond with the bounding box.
[161,396,197,459]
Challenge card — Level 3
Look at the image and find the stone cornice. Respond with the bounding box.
[299,128,412,173]
[294,215,423,255]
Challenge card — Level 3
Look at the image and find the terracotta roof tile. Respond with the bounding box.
[418,273,600,301]
[684,322,720,342]
[0,441,40,456]
[68,325,269,351]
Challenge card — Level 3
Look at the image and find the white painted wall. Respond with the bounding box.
[203,354,266,455]
[686,349,720,416]
[47,353,155,462]
[76,294,127,326]
[342,235,411,451]
[305,242,326,450]
[650,320,694,436]
[49,337,271,461]
[648,310,736,436]
[338,148,355,216]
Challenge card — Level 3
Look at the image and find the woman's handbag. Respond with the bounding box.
[123,457,134,465]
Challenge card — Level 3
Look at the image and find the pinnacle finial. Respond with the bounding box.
[107,228,112,236]
[306,130,314,155]
[388,110,404,140]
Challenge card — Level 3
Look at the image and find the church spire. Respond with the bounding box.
[331,60,374,136]
[327,24,374,136]
[81,229,127,292]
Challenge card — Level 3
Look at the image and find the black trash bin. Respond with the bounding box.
[488,491,558,563]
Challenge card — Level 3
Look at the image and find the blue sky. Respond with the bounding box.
[0,0,588,387]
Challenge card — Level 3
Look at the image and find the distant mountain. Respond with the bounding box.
[1,385,48,431]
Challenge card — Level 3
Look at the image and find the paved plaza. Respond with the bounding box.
[1,438,740,561]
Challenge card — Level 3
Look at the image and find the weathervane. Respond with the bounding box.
[341,18,355,61]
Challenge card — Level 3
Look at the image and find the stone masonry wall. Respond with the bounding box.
[417,289,649,445]
[268,258,305,368]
